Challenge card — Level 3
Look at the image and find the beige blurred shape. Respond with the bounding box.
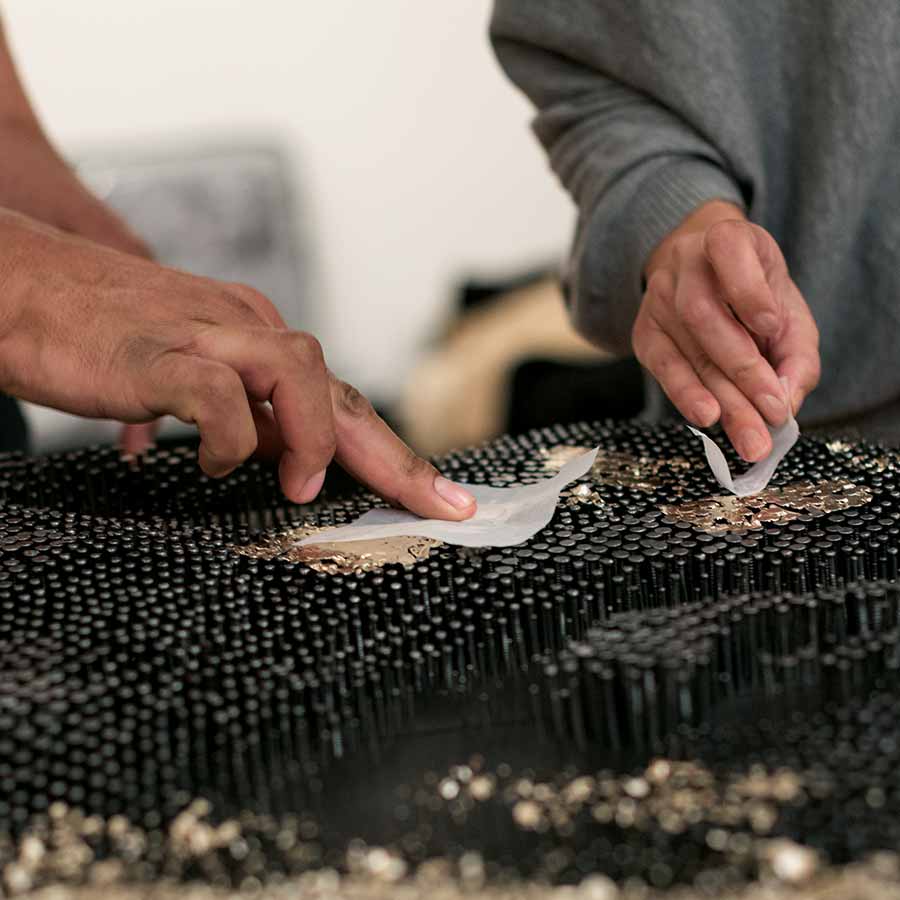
[401,279,606,457]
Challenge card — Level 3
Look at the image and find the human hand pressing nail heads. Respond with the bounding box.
[633,201,821,462]
[0,209,477,521]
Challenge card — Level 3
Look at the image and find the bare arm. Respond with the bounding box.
[0,20,477,518]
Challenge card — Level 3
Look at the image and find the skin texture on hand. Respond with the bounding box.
[634,201,821,462]
[0,209,477,519]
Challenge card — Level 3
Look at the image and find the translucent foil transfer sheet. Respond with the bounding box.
[688,388,799,497]
[661,479,874,535]
[293,448,599,549]
[541,445,689,492]
[232,524,441,574]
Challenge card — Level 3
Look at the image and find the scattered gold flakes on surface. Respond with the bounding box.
[850,453,894,473]
[541,445,593,471]
[541,445,689,492]
[662,480,874,535]
[824,438,896,473]
[232,524,441,574]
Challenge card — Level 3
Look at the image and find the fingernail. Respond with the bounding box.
[739,428,768,462]
[434,475,476,510]
[754,312,779,335]
[297,469,327,504]
[760,393,788,424]
[692,400,718,427]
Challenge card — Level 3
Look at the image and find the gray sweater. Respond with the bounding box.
[491,1,900,424]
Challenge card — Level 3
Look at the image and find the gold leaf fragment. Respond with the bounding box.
[661,480,873,535]
[542,445,690,492]
[232,524,441,574]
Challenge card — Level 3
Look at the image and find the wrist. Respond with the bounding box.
[644,200,746,281]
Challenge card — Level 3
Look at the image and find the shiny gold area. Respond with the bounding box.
[541,445,592,471]
[824,438,896,473]
[561,484,606,508]
[542,445,690,492]
[662,480,874,535]
[850,453,894,473]
[232,524,441,574]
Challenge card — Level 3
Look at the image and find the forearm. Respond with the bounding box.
[0,18,149,258]
[0,18,43,134]
[491,5,746,356]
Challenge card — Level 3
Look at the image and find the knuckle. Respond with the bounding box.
[705,218,749,257]
[729,355,764,384]
[719,407,749,434]
[804,355,822,390]
[215,290,258,323]
[645,269,674,305]
[199,367,242,408]
[398,449,433,482]
[284,330,325,366]
[677,295,708,329]
[692,351,716,378]
[670,232,696,261]
[333,379,375,420]
[652,350,682,381]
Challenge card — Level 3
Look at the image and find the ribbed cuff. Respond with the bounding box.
[628,156,747,287]
[568,155,746,356]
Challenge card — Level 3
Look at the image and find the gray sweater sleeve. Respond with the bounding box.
[490,2,746,355]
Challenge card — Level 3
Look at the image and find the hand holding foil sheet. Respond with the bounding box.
[687,379,799,497]
[295,447,599,549]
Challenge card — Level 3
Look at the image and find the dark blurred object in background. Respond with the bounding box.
[507,356,644,436]
[0,394,28,454]
[401,273,644,456]
[79,143,307,324]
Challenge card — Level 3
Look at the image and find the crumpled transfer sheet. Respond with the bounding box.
[295,447,599,549]
[687,394,799,498]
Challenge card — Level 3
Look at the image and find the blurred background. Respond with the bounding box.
[2,0,642,457]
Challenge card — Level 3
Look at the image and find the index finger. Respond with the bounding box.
[329,374,477,521]
[703,219,782,338]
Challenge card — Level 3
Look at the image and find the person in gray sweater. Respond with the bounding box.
[491,2,900,459]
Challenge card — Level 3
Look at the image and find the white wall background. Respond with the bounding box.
[1,0,573,423]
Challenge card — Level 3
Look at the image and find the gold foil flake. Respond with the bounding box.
[850,453,894,473]
[232,524,441,574]
[541,445,592,472]
[562,484,605,508]
[662,480,874,535]
[825,438,896,472]
[542,445,689,492]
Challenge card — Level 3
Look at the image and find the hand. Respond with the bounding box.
[633,201,820,462]
[0,210,477,518]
